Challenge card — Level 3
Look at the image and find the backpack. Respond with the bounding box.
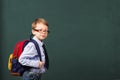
[8,39,41,76]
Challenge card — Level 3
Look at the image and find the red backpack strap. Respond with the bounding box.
[13,40,29,58]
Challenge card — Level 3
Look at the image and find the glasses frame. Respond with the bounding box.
[33,28,50,33]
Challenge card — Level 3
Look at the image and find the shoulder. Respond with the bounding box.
[24,42,36,50]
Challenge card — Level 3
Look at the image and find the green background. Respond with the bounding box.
[1,0,120,80]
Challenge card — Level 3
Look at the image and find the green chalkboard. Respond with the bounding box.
[1,0,120,80]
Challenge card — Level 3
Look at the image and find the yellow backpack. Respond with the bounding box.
[8,53,13,70]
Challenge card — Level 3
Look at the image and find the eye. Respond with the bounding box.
[33,28,49,33]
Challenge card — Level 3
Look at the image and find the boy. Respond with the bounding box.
[19,18,49,80]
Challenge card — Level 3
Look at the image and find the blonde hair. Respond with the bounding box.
[32,18,48,29]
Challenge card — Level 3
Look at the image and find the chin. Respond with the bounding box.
[39,38,45,41]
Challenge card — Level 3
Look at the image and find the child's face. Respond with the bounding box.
[33,23,48,41]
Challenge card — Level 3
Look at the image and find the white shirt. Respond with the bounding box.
[18,36,46,73]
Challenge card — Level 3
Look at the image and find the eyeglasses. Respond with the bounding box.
[33,28,50,33]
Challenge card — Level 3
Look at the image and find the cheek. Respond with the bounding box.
[35,33,41,38]
[39,33,48,38]
[45,34,48,37]
[35,32,40,36]
[43,34,48,38]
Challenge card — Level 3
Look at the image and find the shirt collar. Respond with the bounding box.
[32,36,44,46]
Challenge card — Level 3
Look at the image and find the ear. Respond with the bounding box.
[32,29,35,35]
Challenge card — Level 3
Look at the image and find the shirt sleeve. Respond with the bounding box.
[18,42,40,68]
